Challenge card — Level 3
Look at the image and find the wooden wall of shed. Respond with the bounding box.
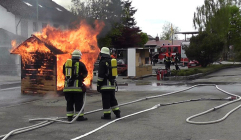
[136,49,150,66]
[135,49,152,77]
[21,54,57,95]
[136,65,152,77]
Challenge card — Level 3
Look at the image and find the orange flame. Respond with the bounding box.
[11,20,104,90]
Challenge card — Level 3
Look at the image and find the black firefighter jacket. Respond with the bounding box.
[63,59,88,87]
[97,56,115,91]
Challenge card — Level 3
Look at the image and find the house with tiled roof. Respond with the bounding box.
[144,36,185,54]
[0,0,73,37]
[145,36,184,48]
[0,0,74,75]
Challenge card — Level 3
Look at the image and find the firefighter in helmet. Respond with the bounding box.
[63,49,88,121]
[165,49,172,70]
[97,47,121,119]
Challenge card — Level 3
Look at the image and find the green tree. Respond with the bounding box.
[70,0,91,19]
[122,0,136,27]
[139,32,148,47]
[193,0,241,60]
[70,0,142,48]
[111,0,142,48]
[70,0,123,29]
[98,23,123,47]
[70,0,124,48]
[186,31,224,67]
[193,0,240,31]
[160,22,179,40]
[69,0,93,27]
[227,6,241,60]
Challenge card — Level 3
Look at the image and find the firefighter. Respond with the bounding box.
[111,52,117,59]
[165,51,172,70]
[174,52,180,70]
[97,47,121,120]
[63,49,88,121]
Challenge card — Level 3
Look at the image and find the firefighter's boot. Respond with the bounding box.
[67,116,73,122]
[113,110,121,118]
[76,116,88,121]
[101,113,111,120]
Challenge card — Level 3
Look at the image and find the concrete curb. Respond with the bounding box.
[0,81,21,89]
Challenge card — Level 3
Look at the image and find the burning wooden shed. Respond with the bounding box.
[11,35,66,95]
[10,21,104,95]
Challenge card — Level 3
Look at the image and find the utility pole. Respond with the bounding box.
[16,18,22,35]
[171,24,173,45]
[172,32,173,45]
[36,0,39,22]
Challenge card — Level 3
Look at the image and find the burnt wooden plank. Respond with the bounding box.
[24,87,55,91]
[21,79,56,85]
[20,53,57,95]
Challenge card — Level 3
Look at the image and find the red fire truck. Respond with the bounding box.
[158,42,190,66]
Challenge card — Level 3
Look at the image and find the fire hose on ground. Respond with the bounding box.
[1,84,241,140]
[0,92,87,140]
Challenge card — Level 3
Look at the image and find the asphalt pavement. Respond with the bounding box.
[1,62,241,140]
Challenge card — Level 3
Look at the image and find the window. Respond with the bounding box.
[42,23,47,28]
[53,24,59,28]
[173,47,178,53]
[160,48,166,53]
[33,22,38,32]
[56,7,62,11]
[23,1,32,6]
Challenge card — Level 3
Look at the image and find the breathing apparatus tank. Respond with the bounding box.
[65,59,72,78]
[65,59,73,87]
[111,58,117,77]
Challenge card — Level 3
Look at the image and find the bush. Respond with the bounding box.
[171,70,178,76]
[177,71,185,76]
[171,64,240,77]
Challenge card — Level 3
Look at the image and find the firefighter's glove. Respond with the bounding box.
[82,83,86,93]
[97,85,100,92]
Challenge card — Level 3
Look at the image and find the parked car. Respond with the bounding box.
[187,60,200,68]
[117,64,127,76]
[117,59,127,76]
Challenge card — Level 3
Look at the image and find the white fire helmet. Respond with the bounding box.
[100,47,110,55]
[72,49,82,59]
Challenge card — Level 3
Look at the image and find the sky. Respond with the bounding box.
[52,0,205,40]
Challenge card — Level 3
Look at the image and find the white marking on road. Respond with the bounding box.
[0,87,21,91]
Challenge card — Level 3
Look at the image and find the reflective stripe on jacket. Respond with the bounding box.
[100,80,115,90]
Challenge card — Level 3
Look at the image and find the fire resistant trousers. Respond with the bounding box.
[64,92,84,116]
[101,90,118,110]
[165,61,171,70]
